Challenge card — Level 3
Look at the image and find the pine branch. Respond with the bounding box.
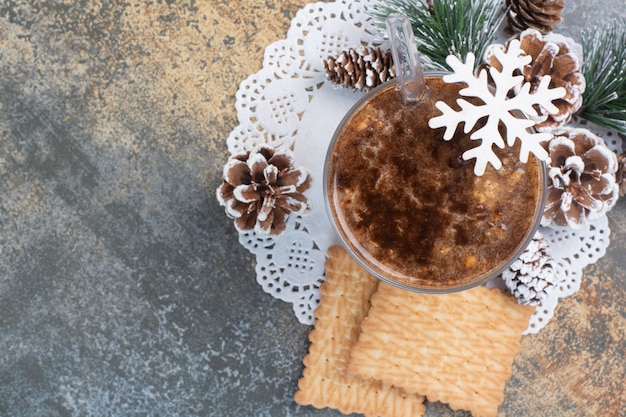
[579,17,626,135]
[368,0,506,71]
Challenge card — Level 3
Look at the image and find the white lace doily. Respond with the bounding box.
[226,0,624,333]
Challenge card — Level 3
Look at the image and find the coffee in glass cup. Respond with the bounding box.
[324,74,546,293]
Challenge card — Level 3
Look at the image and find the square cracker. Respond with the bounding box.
[348,282,534,417]
[294,245,425,417]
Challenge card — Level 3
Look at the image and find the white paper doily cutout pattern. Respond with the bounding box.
[226,0,624,332]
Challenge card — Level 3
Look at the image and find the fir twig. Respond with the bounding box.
[368,0,506,71]
[579,17,626,135]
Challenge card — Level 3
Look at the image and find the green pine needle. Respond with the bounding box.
[368,0,506,71]
[580,17,626,135]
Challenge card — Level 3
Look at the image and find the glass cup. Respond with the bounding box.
[324,74,547,293]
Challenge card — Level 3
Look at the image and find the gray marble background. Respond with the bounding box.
[1,1,624,416]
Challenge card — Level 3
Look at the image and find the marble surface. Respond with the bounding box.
[0,1,624,416]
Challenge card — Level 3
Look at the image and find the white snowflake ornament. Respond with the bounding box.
[428,40,566,176]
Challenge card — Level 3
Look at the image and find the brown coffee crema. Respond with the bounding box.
[326,76,543,291]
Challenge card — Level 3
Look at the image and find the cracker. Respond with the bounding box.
[294,245,425,417]
[348,282,534,417]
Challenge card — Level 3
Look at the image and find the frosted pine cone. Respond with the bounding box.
[216,145,312,236]
[505,0,565,34]
[617,151,626,197]
[324,47,395,91]
[484,29,585,131]
[542,127,619,229]
[517,30,585,130]
[503,232,558,306]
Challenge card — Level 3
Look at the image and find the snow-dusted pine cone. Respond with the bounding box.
[216,145,312,236]
[483,29,585,131]
[503,232,558,306]
[505,0,565,34]
[517,30,585,130]
[324,46,395,91]
[542,127,619,229]
[617,151,626,197]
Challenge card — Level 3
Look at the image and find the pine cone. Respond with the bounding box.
[542,127,619,229]
[484,29,585,131]
[216,145,312,236]
[324,47,395,91]
[617,151,626,197]
[502,232,558,306]
[505,0,565,34]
